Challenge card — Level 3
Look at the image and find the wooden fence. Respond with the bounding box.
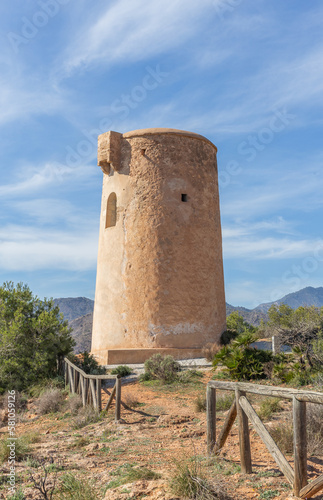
[64,357,122,421]
[206,380,323,498]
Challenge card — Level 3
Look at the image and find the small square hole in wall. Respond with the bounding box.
[181,193,188,202]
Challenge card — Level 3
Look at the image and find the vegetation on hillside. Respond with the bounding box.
[214,308,323,385]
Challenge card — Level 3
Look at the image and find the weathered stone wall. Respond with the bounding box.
[91,128,226,364]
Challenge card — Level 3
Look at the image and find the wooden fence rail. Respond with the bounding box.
[207,380,323,498]
[64,357,121,421]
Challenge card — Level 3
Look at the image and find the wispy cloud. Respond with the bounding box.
[0,162,97,198]
[223,235,323,260]
[0,225,98,271]
[59,0,213,74]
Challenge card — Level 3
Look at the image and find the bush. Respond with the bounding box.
[72,406,102,429]
[66,394,83,415]
[177,369,203,383]
[216,394,235,411]
[110,365,132,377]
[68,352,106,375]
[269,420,294,454]
[0,435,31,463]
[213,331,272,381]
[258,398,282,420]
[220,330,238,346]
[203,343,221,361]
[37,388,64,415]
[141,354,181,383]
[169,457,231,499]
[195,395,206,412]
[28,377,65,398]
[123,394,141,409]
[56,473,99,500]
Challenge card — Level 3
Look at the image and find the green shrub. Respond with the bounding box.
[56,473,99,500]
[7,489,25,500]
[72,406,102,429]
[110,365,132,377]
[195,395,206,412]
[220,330,238,346]
[258,398,282,420]
[28,376,65,398]
[213,331,272,381]
[68,352,106,375]
[169,457,230,499]
[177,369,203,383]
[216,394,235,411]
[141,354,180,383]
[0,435,31,463]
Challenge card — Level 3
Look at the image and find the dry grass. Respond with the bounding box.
[169,456,232,499]
[37,388,64,415]
[269,418,294,455]
[71,405,102,429]
[123,393,141,408]
[202,343,221,362]
[307,402,323,456]
[66,394,83,415]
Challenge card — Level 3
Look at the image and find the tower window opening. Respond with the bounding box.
[106,192,117,228]
[181,193,188,202]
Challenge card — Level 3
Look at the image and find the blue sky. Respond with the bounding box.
[1,0,323,309]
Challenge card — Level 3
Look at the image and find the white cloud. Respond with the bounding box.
[0,225,98,271]
[0,75,65,126]
[223,236,323,260]
[0,162,97,198]
[60,0,213,73]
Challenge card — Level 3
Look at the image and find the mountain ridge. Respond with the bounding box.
[55,286,323,353]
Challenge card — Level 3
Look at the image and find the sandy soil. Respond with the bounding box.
[0,371,322,500]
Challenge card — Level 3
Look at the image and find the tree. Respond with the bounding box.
[267,304,323,369]
[0,282,75,393]
[221,311,256,345]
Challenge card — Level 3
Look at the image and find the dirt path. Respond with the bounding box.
[0,372,322,500]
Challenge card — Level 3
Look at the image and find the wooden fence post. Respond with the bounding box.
[115,376,121,422]
[64,360,68,388]
[96,379,102,412]
[90,379,97,409]
[235,389,252,474]
[82,377,88,407]
[293,397,307,496]
[207,385,216,455]
[214,401,237,453]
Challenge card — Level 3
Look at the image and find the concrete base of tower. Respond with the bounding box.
[91,347,205,365]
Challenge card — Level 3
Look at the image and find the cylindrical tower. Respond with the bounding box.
[91,128,226,365]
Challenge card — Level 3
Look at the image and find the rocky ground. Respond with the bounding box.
[0,370,322,500]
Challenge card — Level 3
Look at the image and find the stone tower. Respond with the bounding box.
[91,128,226,365]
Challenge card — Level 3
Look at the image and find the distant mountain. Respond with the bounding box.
[69,312,93,354]
[225,303,268,326]
[53,297,94,322]
[54,287,323,352]
[255,286,323,314]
